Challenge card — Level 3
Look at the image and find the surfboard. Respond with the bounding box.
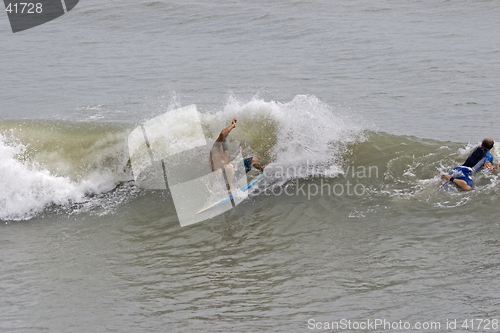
[196,173,265,214]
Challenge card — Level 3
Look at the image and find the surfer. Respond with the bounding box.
[210,118,266,190]
[441,138,498,191]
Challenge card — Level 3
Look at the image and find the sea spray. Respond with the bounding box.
[200,94,365,185]
[0,134,87,221]
[0,123,133,221]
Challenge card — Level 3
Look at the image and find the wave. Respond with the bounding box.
[335,132,500,209]
[199,94,365,183]
[0,121,134,221]
[1,95,498,221]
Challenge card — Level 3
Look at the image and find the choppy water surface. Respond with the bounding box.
[1,0,499,332]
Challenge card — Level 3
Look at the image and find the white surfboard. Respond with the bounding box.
[196,173,265,214]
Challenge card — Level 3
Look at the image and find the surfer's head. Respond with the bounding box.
[481,138,495,150]
[482,138,494,151]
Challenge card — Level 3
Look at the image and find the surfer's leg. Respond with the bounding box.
[223,164,235,191]
[246,157,266,172]
[441,174,472,191]
[453,179,472,191]
[441,174,452,181]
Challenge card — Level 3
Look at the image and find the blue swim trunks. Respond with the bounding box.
[243,157,254,173]
[450,166,474,187]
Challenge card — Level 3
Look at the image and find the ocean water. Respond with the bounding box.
[1,1,499,332]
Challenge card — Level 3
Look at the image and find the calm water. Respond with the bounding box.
[1,1,499,332]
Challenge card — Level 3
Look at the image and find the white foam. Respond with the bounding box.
[200,94,364,182]
[0,134,116,221]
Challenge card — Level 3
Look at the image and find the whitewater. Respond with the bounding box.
[1,0,499,332]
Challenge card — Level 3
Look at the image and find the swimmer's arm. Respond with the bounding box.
[216,118,237,142]
[484,161,498,171]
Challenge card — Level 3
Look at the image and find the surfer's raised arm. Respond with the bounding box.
[215,118,237,142]
[209,117,267,193]
[210,118,236,174]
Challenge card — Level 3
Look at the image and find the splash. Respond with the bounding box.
[0,126,132,221]
[1,134,82,220]
[200,94,365,183]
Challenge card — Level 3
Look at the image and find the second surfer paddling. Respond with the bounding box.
[441,138,498,191]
